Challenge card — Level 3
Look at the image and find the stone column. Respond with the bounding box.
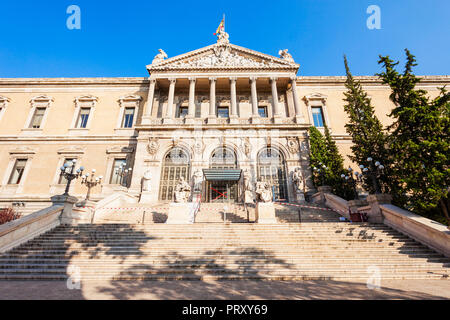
[230,77,238,124]
[186,77,196,124]
[142,78,156,125]
[250,77,260,124]
[164,78,176,124]
[208,77,217,124]
[270,77,282,123]
[290,76,304,123]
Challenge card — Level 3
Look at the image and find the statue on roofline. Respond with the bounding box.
[152,49,168,64]
[278,49,295,63]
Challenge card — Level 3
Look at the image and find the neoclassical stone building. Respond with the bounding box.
[0,32,448,212]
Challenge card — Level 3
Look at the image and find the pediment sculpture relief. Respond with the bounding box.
[171,46,283,69]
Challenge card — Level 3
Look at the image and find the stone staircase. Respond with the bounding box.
[193,202,343,223]
[0,206,449,281]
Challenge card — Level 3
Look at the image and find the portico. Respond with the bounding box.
[130,29,313,205]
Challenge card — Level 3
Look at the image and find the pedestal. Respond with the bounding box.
[273,115,283,124]
[71,200,96,224]
[294,115,305,124]
[166,203,195,224]
[139,191,152,204]
[207,117,217,124]
[366,194,392,223]
[255,202,277,224]
[51,195,79,225]
[295,191,306,204]
[318,186,332,204]
[141,115,152,125]
[229,116,239,124]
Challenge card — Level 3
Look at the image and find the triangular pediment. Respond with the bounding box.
[147,43,299,72]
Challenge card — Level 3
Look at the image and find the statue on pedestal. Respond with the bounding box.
[192,169,203,193]
[174,176,191,203]
[293,167,306,203]
[255,181,273,203]
[242,169,254,204]
[141,170,152,192]
[293,167,305,192]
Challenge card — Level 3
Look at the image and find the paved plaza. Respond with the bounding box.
[0,279,449,300]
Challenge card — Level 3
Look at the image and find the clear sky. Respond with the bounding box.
[0,0,449,78]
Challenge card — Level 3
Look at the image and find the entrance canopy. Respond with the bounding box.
[202,169,242,181]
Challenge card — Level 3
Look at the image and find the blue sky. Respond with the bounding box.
[0,0,449,78]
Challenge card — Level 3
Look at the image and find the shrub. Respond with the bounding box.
[0,208,22,225]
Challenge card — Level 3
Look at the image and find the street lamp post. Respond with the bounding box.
[116,163,132,187]
[359,157,385,194]
[341,167,363,200]
[312,163,327,186]
[59,160,84,196]
[81,169,103,201]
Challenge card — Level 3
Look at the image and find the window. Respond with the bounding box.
[258,106,268,117]
[110,159,127,185]
[58,158,75,184]
[217,107,229,118]
[76,108,90,128]
[312,107,325,127]
[8,159,27,184]
[210,147,237,169]
[122,107,135,128]
[257,148,288,201]
[177,106,188,119]
[159,148,190,201]
[29,107,46,128]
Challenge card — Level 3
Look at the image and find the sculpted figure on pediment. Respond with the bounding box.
[152,49,168,64]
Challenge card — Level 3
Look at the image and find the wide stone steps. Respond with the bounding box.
[1,205,449,281]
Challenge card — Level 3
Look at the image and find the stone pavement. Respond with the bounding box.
[0,280,449,300]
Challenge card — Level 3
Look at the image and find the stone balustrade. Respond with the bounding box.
[0,205,63,253]
[381,204,450,258]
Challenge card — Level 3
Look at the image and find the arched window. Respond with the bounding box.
[159,147,190,201]
[210,146,237,169]
[257,147,288,201]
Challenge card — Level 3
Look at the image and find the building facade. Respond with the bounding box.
[0,32,448,212]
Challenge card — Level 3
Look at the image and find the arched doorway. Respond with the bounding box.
[257,147,288,201]
[207,146,239,203]
[158,147,190,201]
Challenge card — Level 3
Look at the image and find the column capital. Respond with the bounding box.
[209,77,217,82]
[149,78,157,85]
[270,77,278,82]
[249,77,258,82]
[229,77,237,82]
[168,78,177,84]
[290,76,297,82]
[188,77,197,82]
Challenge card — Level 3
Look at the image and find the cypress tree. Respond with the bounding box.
[308,126,353,199]
[377,49,450,225]
[343,55,404,203]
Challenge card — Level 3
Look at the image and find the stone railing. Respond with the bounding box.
[381,204,450,258]
[0,205,64,253]
[323,193,350,220]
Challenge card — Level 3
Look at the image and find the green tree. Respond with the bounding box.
[308,126,353,199]
[343,55,405,204]
[377,49,450,225]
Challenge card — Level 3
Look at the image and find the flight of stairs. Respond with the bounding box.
[0,206,449,281]
[193,202,342,223]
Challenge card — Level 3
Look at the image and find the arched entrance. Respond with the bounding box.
[158,147,190,201]
[257,147,288,201]
[206,146,239,203]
